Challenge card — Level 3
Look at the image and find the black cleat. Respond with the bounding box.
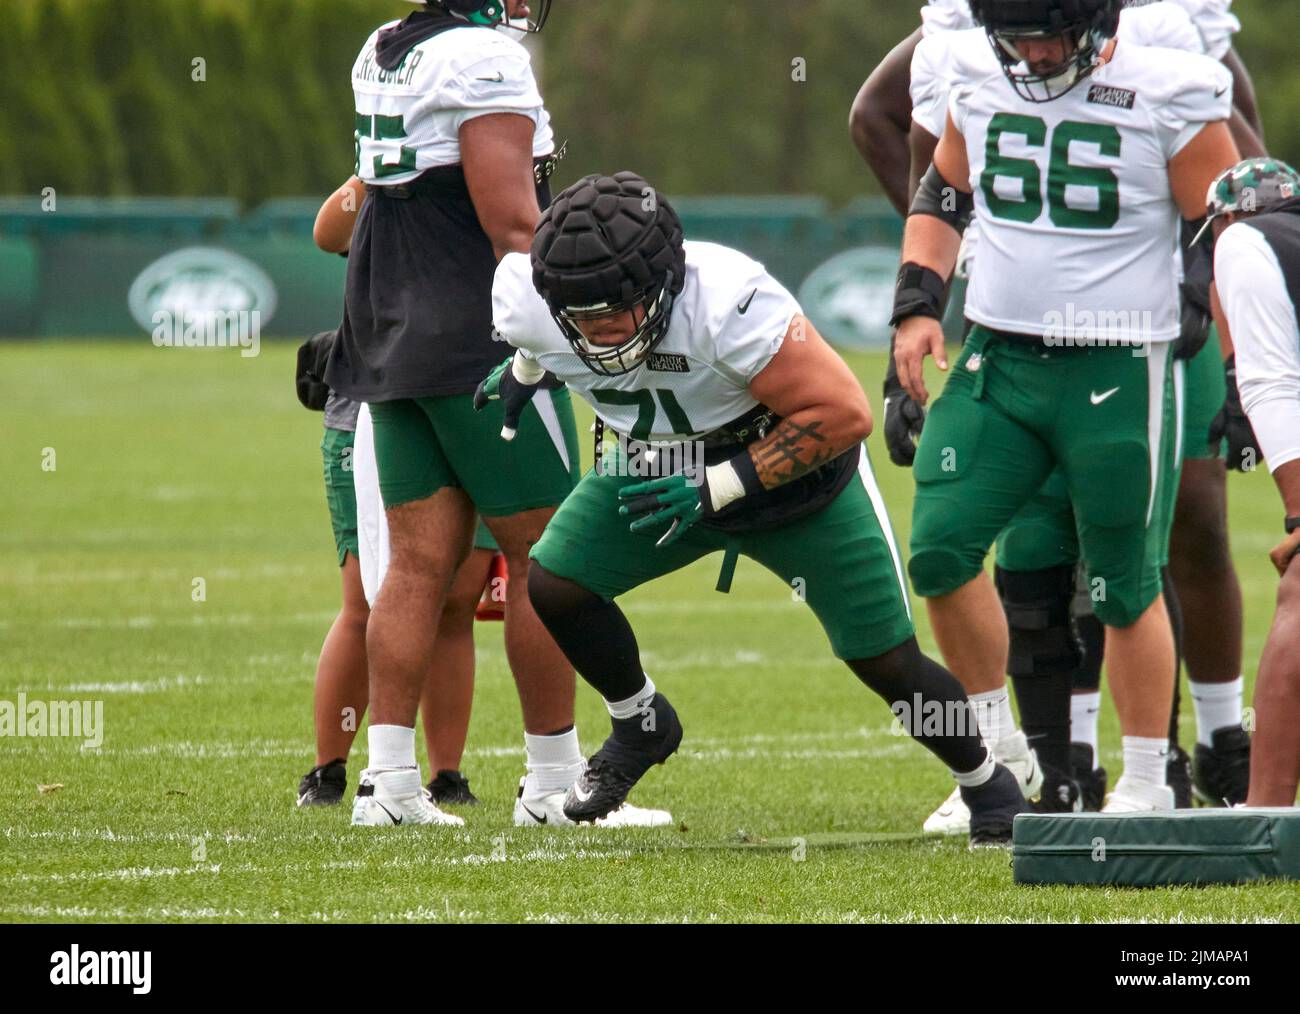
[1031,766,1082,813]
[563,692,683,823]
[1192,726,1251,807]
[297,758,346,807]
[427,769,479,806]
[1070,743,1108,812]
[963,762,1031,848]
[1167,743,1193,809]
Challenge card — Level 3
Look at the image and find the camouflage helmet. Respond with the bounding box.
[1192,157,1300,244]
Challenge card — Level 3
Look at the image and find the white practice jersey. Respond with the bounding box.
[920,0,1237,57]
[913,5,1201,138]
[1214,222,1300,473]
[951,42,1231,342]
[1124,0,1239,58]
[911,6,1203,278]
[353,21,553,185]
[493,242,800,443]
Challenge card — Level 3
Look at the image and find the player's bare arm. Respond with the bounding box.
[1222,46,1265,141]
[744,314,872,491]
[461,112,542,260]
[1210,281,1235,359]
[313,176,365,254]
[1227,107,1267,160]
[1169,120,1241,218]
[908,122,941,206]
[893,109,968,404]
[1269,461,1300,575]
[850,29,923,216]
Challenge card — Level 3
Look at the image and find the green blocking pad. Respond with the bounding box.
[1012,809,1300,887]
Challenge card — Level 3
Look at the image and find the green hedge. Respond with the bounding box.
[0,0,408,206]
[1,0,1294,208]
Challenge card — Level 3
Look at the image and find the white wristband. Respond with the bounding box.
[704,460,747,513]
[511,353,547,385]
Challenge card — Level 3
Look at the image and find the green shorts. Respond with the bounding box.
[530,445,915,661]
[1181,331,1227,462]
[369,389,580,514]
[322,426,359,566]
[910,326,1177,628]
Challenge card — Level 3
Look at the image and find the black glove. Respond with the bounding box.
[882,354,926,467]
[473,354,562,440]
[1175,282,1212,362]
[1174,218,1213,361]
[1209,354,1262,472]
[295,329,337,411]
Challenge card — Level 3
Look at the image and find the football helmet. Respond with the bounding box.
[532,171,686,377]
[969,0,1122,102]
[406,0,552,34]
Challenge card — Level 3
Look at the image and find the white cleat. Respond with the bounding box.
[512,778,673,828]
[351,768,465,827]
[923,731,1044,835]
[1101,776,1176,813]
[922,785,969,835]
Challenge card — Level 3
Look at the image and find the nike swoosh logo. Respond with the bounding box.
[1090,387,1120,405]
[571,783,593,803]
[738,289,757,315]
[477,72,506,83]
[376,801,402,825]
[1215,86,1228,98]
[521,804,547,824]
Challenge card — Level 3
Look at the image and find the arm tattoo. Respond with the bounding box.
[748,417,834,490]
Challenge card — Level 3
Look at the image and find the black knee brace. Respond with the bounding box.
[995,564,1084,678]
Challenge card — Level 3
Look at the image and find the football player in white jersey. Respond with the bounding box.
[475,171,1031,845]
[320,1,670,829]
[851,0,1262,215]
[893,0,1241,812]
[904,0,1224,830]
[862,0,1258,828]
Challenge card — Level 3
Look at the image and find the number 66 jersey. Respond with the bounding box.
[952,42,1231,344]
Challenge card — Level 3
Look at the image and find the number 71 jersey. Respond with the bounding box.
[953,42,1231,344]
[492,242,801,443]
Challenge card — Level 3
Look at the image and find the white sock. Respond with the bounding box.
[953,748,996,788]
[969,687,1015,744]
[524,727,585,794]
[607,676,656,720]
[1190,676,1243,747]
[1121,736,1169,788]
[368,724,417,771]
[1071,691,1102,759]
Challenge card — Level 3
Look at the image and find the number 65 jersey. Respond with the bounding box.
[491,241,800,443]
[952,42,1231,344]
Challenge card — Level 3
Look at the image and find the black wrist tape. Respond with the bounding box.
[890,262,947,328]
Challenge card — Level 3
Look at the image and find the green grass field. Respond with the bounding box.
[2,339,1297,923]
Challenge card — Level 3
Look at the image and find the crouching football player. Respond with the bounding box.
[475,171,1029,845]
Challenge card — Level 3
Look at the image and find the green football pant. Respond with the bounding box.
[910,327,1177,628]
